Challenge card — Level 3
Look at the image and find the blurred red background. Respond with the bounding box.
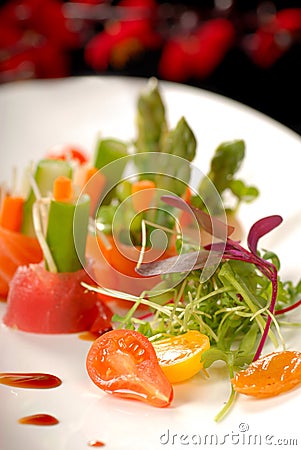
[1,0,301,134]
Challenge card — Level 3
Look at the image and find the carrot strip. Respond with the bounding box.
[83,167,106,216]
[0,196,24,232]
[85,167,99,182]
[182,186,192,203]
[53,176,73,202]
[131,180,156,212]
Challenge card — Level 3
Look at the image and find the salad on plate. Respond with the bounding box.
[0,78,301,432]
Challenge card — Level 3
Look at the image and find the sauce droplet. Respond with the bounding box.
[0,372,62,389]
[88,440,105,447]
[78,331,101,341]
[18,414,59,426]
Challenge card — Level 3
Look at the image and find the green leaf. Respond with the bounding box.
[262,250,281,271]
[112,313,126,323]
[197,139,259,213]
[206,140,245,194]
[233,351,254,370]
[201,347,230,369]
[229,179,260,203]
[238,322,259,356]
[137,322,153,337]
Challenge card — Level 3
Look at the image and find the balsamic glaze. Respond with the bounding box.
[18,414,59,426]
[0,372,62,389]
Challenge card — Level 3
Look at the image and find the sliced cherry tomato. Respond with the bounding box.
[97,235,176,279]
[231,351,301,398]
[153,330,210,383]
[86,329,173,407]
[46,145,88,165]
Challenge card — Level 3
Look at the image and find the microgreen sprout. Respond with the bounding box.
[32,199,57,274]
[147,196,284,361]
[82,195,301,421]
[30,173,57,273]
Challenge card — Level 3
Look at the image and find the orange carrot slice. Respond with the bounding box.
[83,167,106,216]
[131,180,156,213]
[53,176,73,202]
[0,196,24,232]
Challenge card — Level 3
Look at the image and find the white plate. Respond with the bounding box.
[0,76,300,450]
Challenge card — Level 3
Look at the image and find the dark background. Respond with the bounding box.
[70,0,301,136]
[1,0,301,135]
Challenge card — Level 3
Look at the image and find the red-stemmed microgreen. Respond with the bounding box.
[133,195,301,421]
[275,298,301,316]
[135,196,301,354]
[83,195,301,421]
[206,216,282,361]
[138,195,284,362]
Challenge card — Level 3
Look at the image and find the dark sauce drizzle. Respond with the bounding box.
[1,371,106,444]
[78,331,102,341]
[0,372,62,389]
[18,414,59,426]
[88,440,105,447]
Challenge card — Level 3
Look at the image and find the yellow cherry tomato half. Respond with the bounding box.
[153,330,210,383]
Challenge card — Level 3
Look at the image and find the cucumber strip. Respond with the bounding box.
[45,194,90,273]
[22,159,73,237]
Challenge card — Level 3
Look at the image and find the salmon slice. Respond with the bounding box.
[0,226,43,299]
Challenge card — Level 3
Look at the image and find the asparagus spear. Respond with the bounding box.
[135,78,167,154]
[135,78,197,195]
[155,116,197,196]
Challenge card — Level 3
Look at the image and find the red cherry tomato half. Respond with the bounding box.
[46,145,88,165]
[86,329,174,407]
